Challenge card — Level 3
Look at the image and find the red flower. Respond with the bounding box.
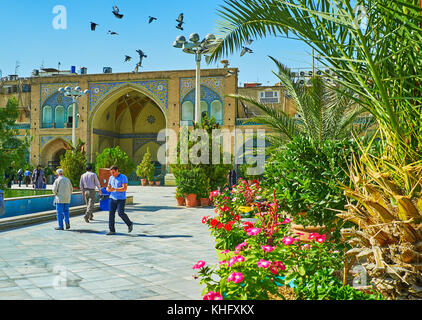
[210,219,219,227]
[234,215,240,221]
[224,224,232,231]
[202,216,209,224]
[217,223,224,229]
[227,221,236,225]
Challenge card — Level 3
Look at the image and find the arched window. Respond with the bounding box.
[210,100,223,124]
[181,101,194,125]
[42,106,53,128]
[200,100,208,121]
[55,105,65,128]
[67,105,77,128]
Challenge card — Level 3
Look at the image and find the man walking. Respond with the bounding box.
[24,168,32,187]
[52,169,73,230]
[80,164,102,223]
[32,165,46,189]
[106,165,133,235]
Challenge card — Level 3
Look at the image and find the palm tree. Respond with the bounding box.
[231,56,373,146]
[210,0,422,299]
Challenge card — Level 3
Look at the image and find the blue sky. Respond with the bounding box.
[0,0,315,85]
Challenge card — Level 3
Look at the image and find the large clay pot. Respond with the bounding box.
[176,197,185,206]
[149,180,154,186]
[200,198,210,207]
[185,193,198,207]
[291,223,327,243]
[99,168,112,188]
[155,181,161,186]
[141,179,147,186]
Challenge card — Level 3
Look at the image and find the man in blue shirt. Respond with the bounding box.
[106,165,134,235]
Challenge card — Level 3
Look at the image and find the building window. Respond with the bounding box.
[55,105,65,128]
[210,100,223,124]
[67,105,77,128]
[259,91,279,104]
[200,100,208,121]
[42,106,53,128]
[181,101,194,125]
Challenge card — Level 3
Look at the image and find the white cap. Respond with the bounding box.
[56,169,64,175]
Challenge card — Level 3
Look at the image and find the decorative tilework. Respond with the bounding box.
[40,83,78,106]
[89,80,169,113]
[180,77,225,102]
[40,136,72,148]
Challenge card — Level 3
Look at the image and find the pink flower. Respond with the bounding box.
[227,272,244,283]
[309,232,326,243]
[192,260,206,269]
[228,255,245,267]
[219,260,228,265]
[234,241,247,254]
[209,190,220,200]
[257,259,271,268]
[246,227,261,236]
[203,291,223,300]
[269,261,286,275]
[261,245,276,252]
[220,249,230,254]
[281,218,291,224]
[282,236,299,245]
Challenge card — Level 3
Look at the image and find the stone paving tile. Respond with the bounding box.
[0,186,218,300]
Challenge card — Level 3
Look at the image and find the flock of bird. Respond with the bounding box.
[88,5,254,71]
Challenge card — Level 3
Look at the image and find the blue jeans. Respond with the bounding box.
[109,199,132,232]
[56,203,70,229]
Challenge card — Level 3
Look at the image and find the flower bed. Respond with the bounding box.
[194,180,384,300]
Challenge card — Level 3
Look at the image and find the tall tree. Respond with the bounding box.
[0,97,30,188]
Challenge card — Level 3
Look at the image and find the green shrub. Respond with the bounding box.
[95,146,135,176]
[136,147,155,181]
[262,136,357,239]
[60,150,86,188]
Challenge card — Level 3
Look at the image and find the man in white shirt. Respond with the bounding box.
[52,169,73,230]
[79,165,102,223]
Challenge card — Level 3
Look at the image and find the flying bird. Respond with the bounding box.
[108,30,119,35]
[112,5,124,19]
[226,70,235,77]
[90,22,99,31]
[176,13,184,24]
[240,46,253,57]
[176,21,184,30]
[124,55,132,62]
[245,39,254,45]
[176,13,184,30]
[134,50,147,73]
[148,16,157,24]
[220,60,230,68]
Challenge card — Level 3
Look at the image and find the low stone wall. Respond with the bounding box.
[2,192,86,219]
[0,204,99,232]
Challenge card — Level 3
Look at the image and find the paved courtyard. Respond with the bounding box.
[0,186,218,300]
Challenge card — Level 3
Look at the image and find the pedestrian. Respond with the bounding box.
[80,164,102,223]
[32,165,46,189]
[6,166,14,188]
[106,165,133,235]
[52,168,73,230]
[24,168,32,187]
[17,169,23,187]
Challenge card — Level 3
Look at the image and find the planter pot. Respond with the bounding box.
[141,179,147,186]
[200,198,210,207]
[185,194,198,207]
[155,181,161,186]
[290,223,331,243]
[149,181,154,186]
[176,196,185,206]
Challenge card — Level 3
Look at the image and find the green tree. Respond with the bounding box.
[210,0,422,299]
[59,139,87,188]
[95,146,135,176]
[0,97,30,188]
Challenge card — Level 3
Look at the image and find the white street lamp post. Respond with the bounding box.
[173,33,217,125]
[58,86,89,147]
